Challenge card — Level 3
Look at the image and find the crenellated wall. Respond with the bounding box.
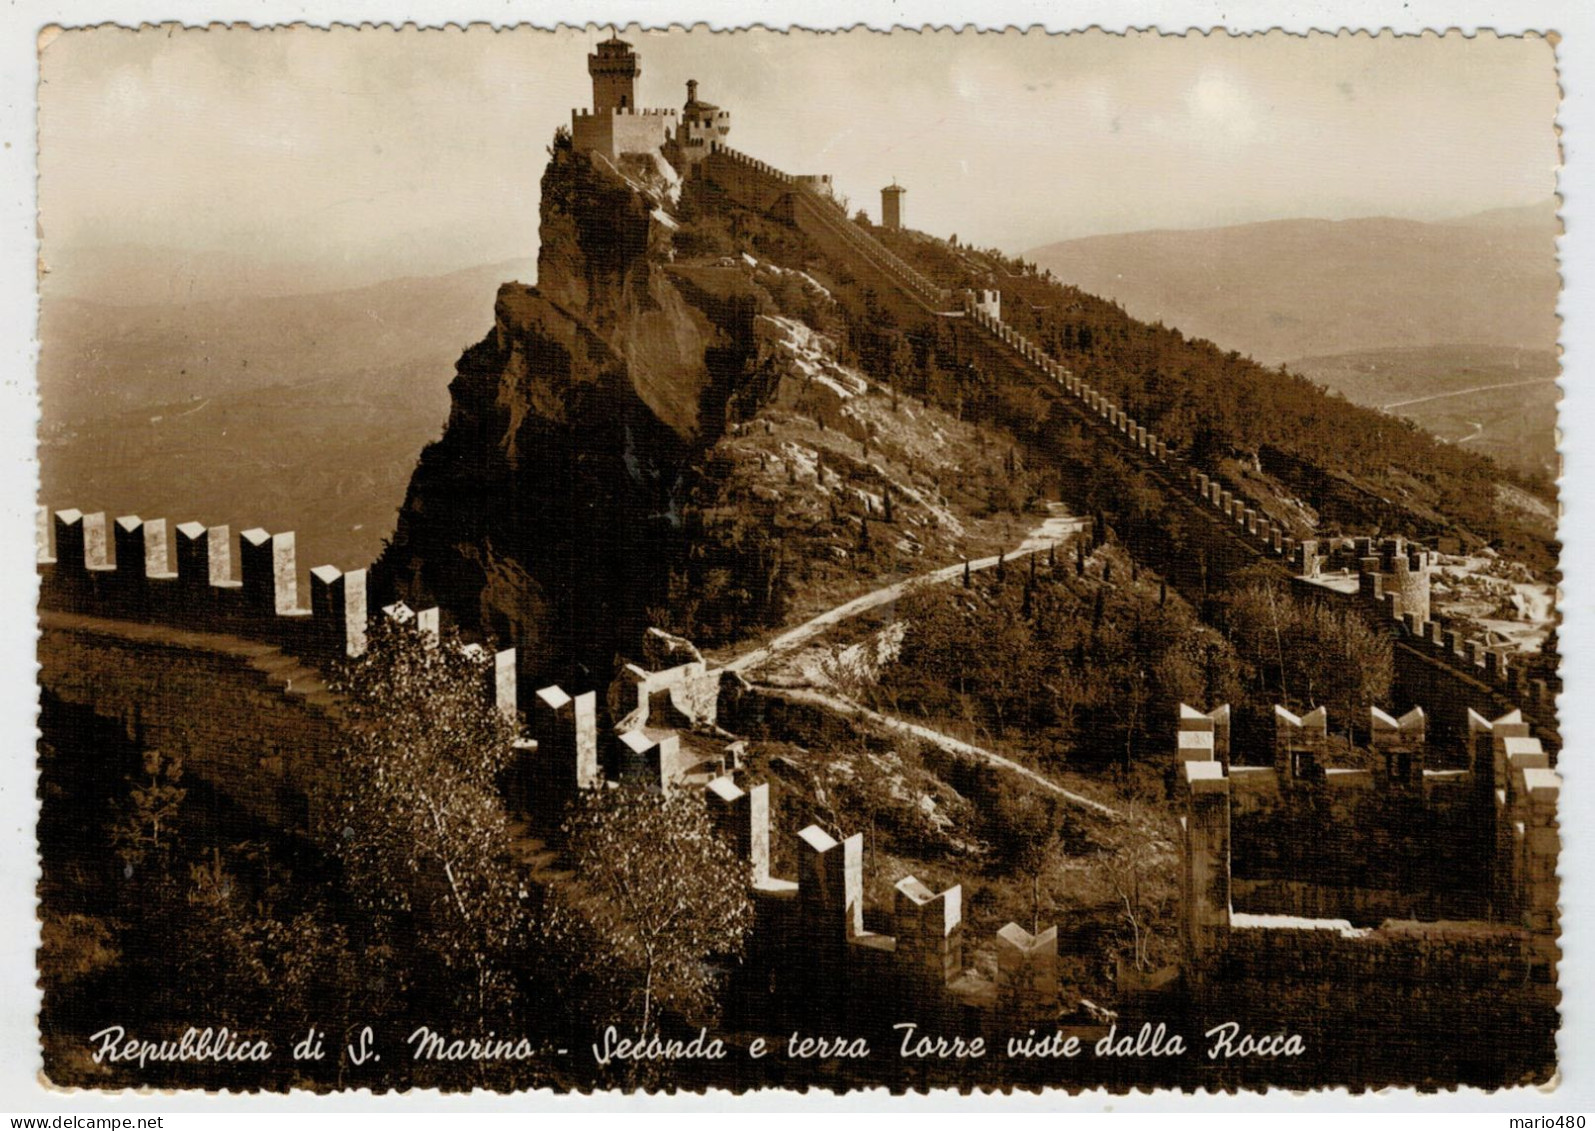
[40,507,375,668]
[37,502,1105,1032]
[571,106,676,160]
[1175,701,1559,1000]
[943,294,1558,749]
[1291,537,1558,747]
[701,144,952,323]
[701,773,1096,1030]
[36,504,531,830]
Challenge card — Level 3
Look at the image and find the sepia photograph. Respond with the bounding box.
[27,21,1566,1097]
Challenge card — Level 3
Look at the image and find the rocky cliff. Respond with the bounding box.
[374,134,1037,689]
[374,137,772,683]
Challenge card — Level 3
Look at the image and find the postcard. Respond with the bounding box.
[27,21,1567,1097]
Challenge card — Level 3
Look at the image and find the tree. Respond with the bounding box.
[112,748,186,874]
[328,617,527,1023]
[986,779,1064,934]
[1223,579,1394,723]
[548,787,754,1036]
[1096,838,1166,973]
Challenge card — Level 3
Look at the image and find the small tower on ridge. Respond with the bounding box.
[881,182,906,230]
[589,34,640,112]
[675,78,733,167]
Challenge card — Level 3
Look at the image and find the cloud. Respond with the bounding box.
[1180,68,1266,146]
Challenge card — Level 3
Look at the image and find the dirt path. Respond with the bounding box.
[760,685,1119,819]
[721,504,1086,675]
[1382,377,1556,410]
[719,503,1116,819]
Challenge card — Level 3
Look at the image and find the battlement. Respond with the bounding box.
[39,507,380,667]
[572,107,679,118]
[38,504,538,727]
[1173,701,1558,989]
[1290,537,1557,732]
[703,773,1082,1024]
[708,142,796,185]
[954,291,1556,743]
[704,143,953,312]
[571,106,673,160]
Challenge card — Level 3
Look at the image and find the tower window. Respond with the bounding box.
[620,95,629,108]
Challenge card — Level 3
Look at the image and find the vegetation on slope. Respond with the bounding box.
[870,225,1557,572]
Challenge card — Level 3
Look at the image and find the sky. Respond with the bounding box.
[37,24,1562,291]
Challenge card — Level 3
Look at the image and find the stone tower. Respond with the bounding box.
[881,182,906,230]
[1377,537,1432,624]
[589,35,640,111]
[675,78,733,167]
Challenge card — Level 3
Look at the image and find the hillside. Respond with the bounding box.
[37,257,534,567]
[872,227,1556,571]
[1025,204,1559,365]
[373,135,1560,701]
[373,143,1049,686]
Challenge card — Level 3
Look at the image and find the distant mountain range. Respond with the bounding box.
[1026,201,1560,365]
[40,254,538,424]
[1027,202,1560,480]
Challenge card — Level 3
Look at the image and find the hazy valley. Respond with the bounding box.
[38,256,535,568]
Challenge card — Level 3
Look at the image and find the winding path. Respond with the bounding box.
[721,504,1086,675]
[1382,377,1556,411]
[717,504,1116,818]
[763,686,1119,819]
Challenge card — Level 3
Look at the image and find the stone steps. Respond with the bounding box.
[247,651,342,716]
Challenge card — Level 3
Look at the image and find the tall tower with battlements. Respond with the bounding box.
[572,38,675,160]
[589,35,640,111]
[881,182,906,230]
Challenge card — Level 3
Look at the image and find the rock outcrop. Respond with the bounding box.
[375,137,771,685]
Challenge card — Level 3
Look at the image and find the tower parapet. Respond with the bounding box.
[1173,702,1559,998]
